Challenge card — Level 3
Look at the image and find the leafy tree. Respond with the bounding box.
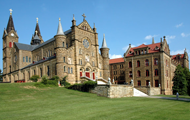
[172,65,187,95]
[0,69,2,82]
[60,76,70,87]
[30,75,40,82]
[183,67,190,96]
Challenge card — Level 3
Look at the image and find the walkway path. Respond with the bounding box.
[136,96,190,102]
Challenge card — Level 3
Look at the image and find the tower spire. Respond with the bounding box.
[152,37,155,44]
[57,18,64,35]
[34,17,41,36]
[6,9,15,33]
[101,34,108,48]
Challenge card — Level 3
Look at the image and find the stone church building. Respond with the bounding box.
[109,38,189,95]
[2,10,110,84]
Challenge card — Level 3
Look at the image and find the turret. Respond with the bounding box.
[100,34,110,80]
[31,18,43,45]
[54,18,67,79]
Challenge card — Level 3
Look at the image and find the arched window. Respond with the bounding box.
[138,80,141,86]
[145,59,149,66]
[68,67,70,73]
[129,71,132,77]
[155,69,158,76]
[86,68,89,71]
[137,60,140,67]
[64,66,66,72]
[137,70,141,77]
[146,70,149,76]
[63,57,65,62]
[129,61,132,68]
[154,58,158,65]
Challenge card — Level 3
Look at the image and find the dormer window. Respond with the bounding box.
[155,46,159,50]
[129,51,132,54]
[83,26,88,31]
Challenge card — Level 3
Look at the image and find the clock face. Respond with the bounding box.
[83,39,89,48]
[11,33,14,36]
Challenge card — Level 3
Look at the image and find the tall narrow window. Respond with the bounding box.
[66,43,68,48]
[154,58,158,65]
[138,80,141,86]
[137,70,141,77]
[155,80,159,87]
[137,60,140,67]
[138,51,140,55]
[23,57,25,62]
[63,57,65,62]
[71,67,73,73]
[40,68,42,77]
[34,70,35,75]
[47,66,49,76]
[155,69,158,76]
[141,50,143,54]
[55,65,57,75]
[145,59,149,66]
[129,61,132,68]
[26,56,28,62]
[29,57,31,62]
[64,66,66,72]
[129,71,132,77]
[146,70,149,76]
[68,67,70,73]
[28,71,30,78]
[63,42,65,47]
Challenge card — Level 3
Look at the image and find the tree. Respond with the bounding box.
[0,69,2,82]
[183,67,190,96]
[172,65,187,95]
[30,75,40,82]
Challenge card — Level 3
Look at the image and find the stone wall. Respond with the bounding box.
[148,87,160,95]
[93,85,133,98]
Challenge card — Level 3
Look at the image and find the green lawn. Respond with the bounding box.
[0,83,190,120]
[156,94,190,99]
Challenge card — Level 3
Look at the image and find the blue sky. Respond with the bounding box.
[0,0,190,70]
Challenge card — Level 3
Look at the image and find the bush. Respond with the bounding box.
[60,76,71,87]
[47,80,58,86]
[41,75,48,85]
[34,75,58,87]
[30,75,40,82]
[34,82,46,87]
[67,81,97,92]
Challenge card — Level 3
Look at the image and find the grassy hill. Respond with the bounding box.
[0,83,189,120]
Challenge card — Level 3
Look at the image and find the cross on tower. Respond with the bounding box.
[9,9,13,15]
[35,30,38,35]
[82,13,86,20]
[36,17,38,23]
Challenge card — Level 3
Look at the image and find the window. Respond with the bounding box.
[135,51,137,55]
[63,42,65,47]
[79,59,82,65]
[29,57,31,62]
[155,69,158,76]
[138,80,141,86]
[68,67,70,73]
[146,80,150,86]
[138,51,140,55]
[129,61,132,68]
[28,71,30,78]
[146,70,149,76]
[166,60,168,66]
[166,70,168,77]
[40,68,42,77]
[145,50,147,54]
[55,65,57,75]
[137,70,141,77]
[64,66,66,72]
[141,50,143,54]
[129,71,132,77]
[79,48,81,54]
[100,72,102,77]
[92,52,94,56]
[71,67,73,73]
[145,59,149,66]
[92,61,95,66]
[63,57,65,62]
[34,70,35,75]
[23,57,25,62]
[66,43,68,48]
[137,60,140,67]
[47,66,49,76]
[154,58,158,65]
[26,56,28,62]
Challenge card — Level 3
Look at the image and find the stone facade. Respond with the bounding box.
[109,38,189,95]
[2,12,110,84]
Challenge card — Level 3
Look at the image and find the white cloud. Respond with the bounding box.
[171,49,184,55]
[122,44,135,51]
[166,35,176,39]
[145,35,157,40]
[175,23,183,28]
[181,33,190,37]
[109,54,122,59]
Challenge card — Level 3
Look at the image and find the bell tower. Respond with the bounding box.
[2,9,18,81]
[100,34,110,80]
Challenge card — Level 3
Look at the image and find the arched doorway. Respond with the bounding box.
[85,68,90,78]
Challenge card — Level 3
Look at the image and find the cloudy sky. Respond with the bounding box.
[0,0,190,70]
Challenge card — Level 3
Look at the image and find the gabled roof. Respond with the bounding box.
[126,43,161,57]
[171,54,184,60]
[109,58,124,64]
[15,29,72,51]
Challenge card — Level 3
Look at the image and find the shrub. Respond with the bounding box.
[41,75,48,85]
[30,75,40,82]
[60,76,71,87]
[47,80,58,86]
[67,81,97,92]
[34,82,46,87]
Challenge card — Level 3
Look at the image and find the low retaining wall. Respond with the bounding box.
[92,84,133,98]
[148,87,160,95]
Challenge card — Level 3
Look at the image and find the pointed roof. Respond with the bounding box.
[57,18,64,35]
[6,14,15,33]
[101,34,108,48]
[33,34,40,40]
[34,23,41,36]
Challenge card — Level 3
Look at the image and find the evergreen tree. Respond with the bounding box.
[172,65,187,95]
[0,69,2,82]
[183,67,190,96]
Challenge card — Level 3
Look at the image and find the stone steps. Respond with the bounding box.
[133,88,148,96]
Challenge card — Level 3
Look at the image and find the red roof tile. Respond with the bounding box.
[171,54,184,60]
[109,58,124,64]
[126,43,161,57]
